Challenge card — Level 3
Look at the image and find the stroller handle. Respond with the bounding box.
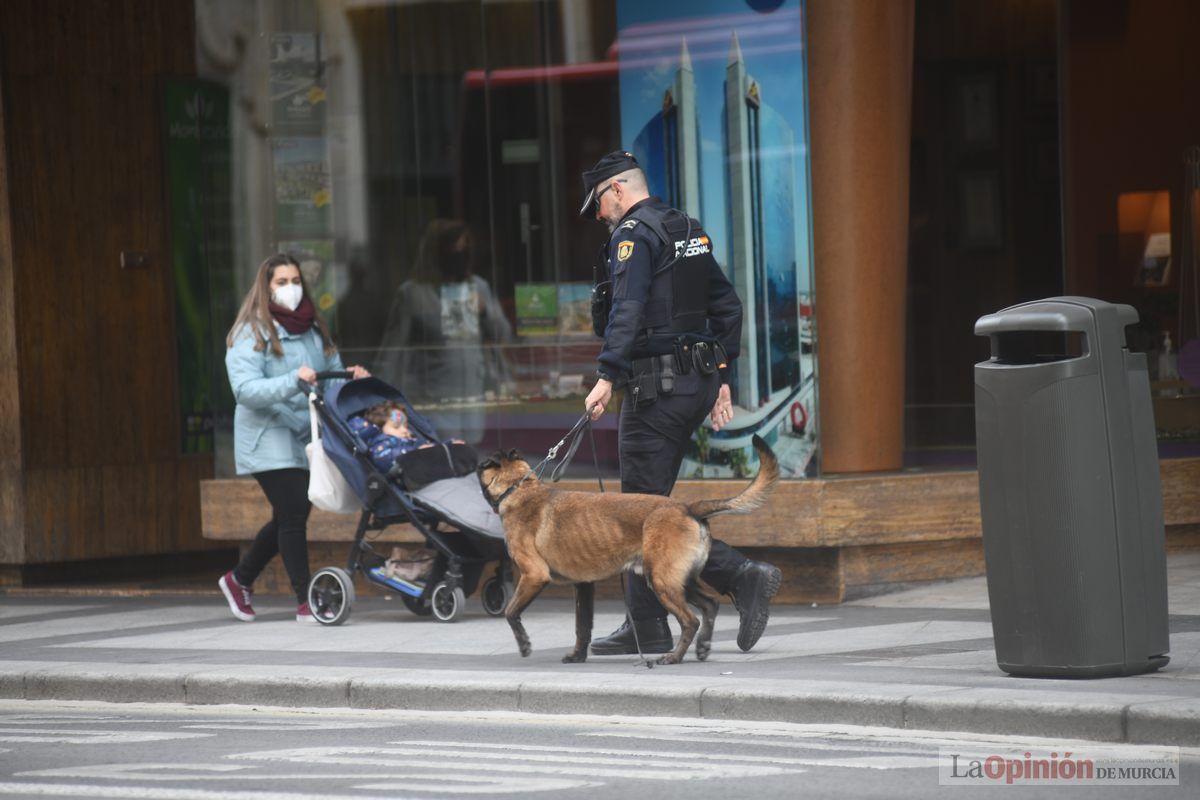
[299,370,355,394]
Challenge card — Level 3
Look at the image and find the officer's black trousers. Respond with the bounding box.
[617,368,749,620]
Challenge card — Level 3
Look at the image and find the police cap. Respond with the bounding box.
[579,150,639,216]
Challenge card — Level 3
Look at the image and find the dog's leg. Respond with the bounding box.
[505,572,549,658]
[648,579,700,665]
[563,582,594,663]
[685,580,720,662]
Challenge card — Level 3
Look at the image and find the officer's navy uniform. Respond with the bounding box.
[581,151,781,654]
[596,196,747,612]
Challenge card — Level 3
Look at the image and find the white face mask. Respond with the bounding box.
[272,283,303,311]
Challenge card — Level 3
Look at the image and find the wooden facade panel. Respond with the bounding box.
[1161,459,1200,526]
[820,471,983,545]
[204,457,1200,553]
[200,479,424,545]
[840,538,986,590]
[21,459,219,565]
[0,0,206,568]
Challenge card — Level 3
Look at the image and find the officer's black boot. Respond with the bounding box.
[730,560,783,652]
[589,617,673,655]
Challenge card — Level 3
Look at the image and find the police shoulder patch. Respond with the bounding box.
[617,241,636,261]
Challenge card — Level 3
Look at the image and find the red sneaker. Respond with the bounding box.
[296,602,318,623]
[218,572,256,622]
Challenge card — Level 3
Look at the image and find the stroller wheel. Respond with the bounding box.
[431,582,466,622]
[308,567,355,626]
[481,576,512,617]
[400,591,434,617]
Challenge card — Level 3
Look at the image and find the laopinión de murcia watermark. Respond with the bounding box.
[939,745,1180,786]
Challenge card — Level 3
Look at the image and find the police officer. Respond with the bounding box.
[580,150,782,655]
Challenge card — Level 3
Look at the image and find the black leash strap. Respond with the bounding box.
[543,409,605,493]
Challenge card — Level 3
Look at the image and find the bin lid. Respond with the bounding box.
[975,296,1137,337]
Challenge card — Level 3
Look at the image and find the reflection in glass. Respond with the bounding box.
[194,0,817,479]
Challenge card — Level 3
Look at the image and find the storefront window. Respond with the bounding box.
[190,0,818,480]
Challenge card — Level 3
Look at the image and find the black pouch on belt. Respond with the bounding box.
[671,338,693,375]
[628,359,659,406]
[692,341,717,375]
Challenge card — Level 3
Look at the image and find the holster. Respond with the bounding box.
[628,354,676,406]
[590,281,612,338]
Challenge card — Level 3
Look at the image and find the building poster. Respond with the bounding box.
[515,283,559,337]
[164,79,233,454]
[617,0,817,478]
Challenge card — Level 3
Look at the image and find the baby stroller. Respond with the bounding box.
[304,372,512,625]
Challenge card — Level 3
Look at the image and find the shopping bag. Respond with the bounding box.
[305,394,361,514]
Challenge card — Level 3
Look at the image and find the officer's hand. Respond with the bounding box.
[586,378,613,421]
[710,384,734,431]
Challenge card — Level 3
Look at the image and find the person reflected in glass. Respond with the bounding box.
[375,219,513,443]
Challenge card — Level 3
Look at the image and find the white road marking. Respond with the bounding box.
[583,730,937,757]
[0,728,212,745]
[399,739,928,771]
[0,784,415,800]
[0,604,97,621]
[181,721,401,732]
[229,745,804,780]
[17,764,595,792]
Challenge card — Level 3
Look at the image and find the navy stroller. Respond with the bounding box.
[304,372,511,625]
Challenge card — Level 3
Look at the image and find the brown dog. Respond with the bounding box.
[477,435,779,665]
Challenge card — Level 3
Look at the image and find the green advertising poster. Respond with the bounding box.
[515,283,559,336]
[164,79,232,454]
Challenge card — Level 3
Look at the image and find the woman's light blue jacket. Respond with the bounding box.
[225,322,344,476]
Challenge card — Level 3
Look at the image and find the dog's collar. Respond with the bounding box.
[489,469,535,511]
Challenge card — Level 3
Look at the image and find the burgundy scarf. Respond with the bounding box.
[270,295,316,335]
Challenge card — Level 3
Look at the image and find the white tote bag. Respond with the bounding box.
[305,394,361,514]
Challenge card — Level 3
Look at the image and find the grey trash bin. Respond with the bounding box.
[974,296,1170,677]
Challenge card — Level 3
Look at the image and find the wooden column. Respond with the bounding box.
[808,0,915,473]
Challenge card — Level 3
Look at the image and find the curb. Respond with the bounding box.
[3,666,1198,746]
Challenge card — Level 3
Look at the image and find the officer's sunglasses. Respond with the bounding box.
[593,178,627,208]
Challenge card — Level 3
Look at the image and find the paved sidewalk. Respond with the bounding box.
[2,552,1198,746]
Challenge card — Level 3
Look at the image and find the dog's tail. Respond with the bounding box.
[687,435,779,521]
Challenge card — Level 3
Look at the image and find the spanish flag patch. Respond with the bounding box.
[617,241,635,261]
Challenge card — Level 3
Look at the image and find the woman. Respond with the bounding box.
[218,253,369,623]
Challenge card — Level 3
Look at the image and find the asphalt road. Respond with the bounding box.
[0,701,1193,799]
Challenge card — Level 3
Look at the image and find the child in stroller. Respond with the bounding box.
[351,401,464,475]
[304,374,512,625]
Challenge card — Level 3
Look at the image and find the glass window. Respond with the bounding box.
[191,0,818,480]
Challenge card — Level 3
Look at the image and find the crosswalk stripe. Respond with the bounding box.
[230,746,800,780]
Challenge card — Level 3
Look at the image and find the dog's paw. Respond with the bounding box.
[518,643,532,658]
[695,641,711,661]
[655,653,682,666]
[562,651,588,663]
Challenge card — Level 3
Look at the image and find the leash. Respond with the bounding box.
[489,408,605,510]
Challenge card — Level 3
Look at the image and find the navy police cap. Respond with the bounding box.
[579,150,639,216]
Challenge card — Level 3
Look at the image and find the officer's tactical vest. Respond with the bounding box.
[625,205,714,337]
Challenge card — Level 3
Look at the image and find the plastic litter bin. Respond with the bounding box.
[974,296,1169,677]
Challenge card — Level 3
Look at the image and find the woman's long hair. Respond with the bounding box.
[225,253,336,357]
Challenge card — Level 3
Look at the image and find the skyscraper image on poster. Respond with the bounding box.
[619,0,817,478]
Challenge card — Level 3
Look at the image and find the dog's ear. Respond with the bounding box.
[506,448,520,460]
[476,455,500,474]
